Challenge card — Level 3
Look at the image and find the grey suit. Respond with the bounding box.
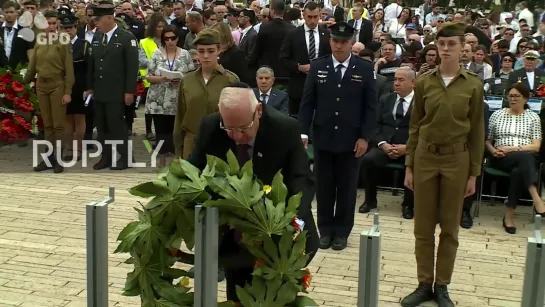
[253,88,289,115]
[464,62,484,81]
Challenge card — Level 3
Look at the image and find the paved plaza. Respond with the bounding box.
[0,113,536,307]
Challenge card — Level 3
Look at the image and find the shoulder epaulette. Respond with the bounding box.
[465,69,479,77]
[224,69,239,80]
[418,67,437,78]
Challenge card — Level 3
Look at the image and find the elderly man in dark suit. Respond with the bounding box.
[507,50,545,96]
[188,84,319,303]
[252,66,289,114]
[359,67,415,219]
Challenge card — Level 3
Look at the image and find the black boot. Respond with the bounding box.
[400,283,434,307]
[34,160,53,172]
[434,284,454,307]
[93,155,111,170]
[53,158,64,173]
[460,210,473,229]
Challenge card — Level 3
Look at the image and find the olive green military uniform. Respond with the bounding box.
[173,65,239,159]
[24,37,75,152]
[405,66,484,285]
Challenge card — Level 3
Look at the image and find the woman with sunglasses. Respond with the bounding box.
[514,41,542,70]
[145,25,194,167]
[495,52,515,79]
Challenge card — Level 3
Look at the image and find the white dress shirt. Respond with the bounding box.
[384,3,400,25]
[240,25,252,42]
[84,25,96,44]
[527,71,535,89]
[105,25,118,44]
[304,24,320,59]
[2,20,18,60]
[259,88,272,104]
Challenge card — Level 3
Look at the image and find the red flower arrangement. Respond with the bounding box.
[0,67,39,144]
[136,80,145,97]
[537,85,545,98]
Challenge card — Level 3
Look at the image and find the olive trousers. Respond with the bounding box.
[182,132,196,160]
[413,141,470,285]
[37,77,67,153]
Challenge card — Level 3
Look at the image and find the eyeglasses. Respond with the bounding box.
[164,36,177,41]
[508,94,522,99]
[502,58,513,62]
[437,20,444,23]
[220,109,257,133]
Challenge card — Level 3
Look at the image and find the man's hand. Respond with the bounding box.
[379,142,392,153]
[83,90,93,100]
[62,94,71,105]
[124,93,134,105]
[354,138,368,158]
[298,64,310,74]
[302,137,308,149]
[388,144,407,159]
[464,176,477,197]
[404,167,413,190]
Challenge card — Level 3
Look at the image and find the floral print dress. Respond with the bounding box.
[145,48,194,115]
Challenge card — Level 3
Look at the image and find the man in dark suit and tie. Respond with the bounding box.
[253,66,289,114]
[188,85,319,303]
[330,0,345,22]
[346,3,372,46]
[299,22,377,251]
[279,1,331,117]
[0,1,33,69]
[253,0,294,88]
[508,50,545,96]
[359,67,415,219]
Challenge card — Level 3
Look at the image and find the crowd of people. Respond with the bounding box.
[1,0,545,305]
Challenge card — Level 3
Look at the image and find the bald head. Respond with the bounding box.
[219,87,262,144]
[351,42,365,56]
[121,2,134,16]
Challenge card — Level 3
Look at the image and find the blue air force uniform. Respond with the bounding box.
[299,22,378,247]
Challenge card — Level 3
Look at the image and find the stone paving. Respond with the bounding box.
[0,112,537,307]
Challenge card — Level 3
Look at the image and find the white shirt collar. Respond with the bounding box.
[106,25,118,39]
[332,54,351,68]
[85,25,96,33]
[71,35,78,44]
[241,25,252,35]
[304,24,317,32]
[2,20,18,29]
[397,90,414,102]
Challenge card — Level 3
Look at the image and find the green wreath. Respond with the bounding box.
[115,150,318,307]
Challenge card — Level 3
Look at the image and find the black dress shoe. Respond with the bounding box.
[331,237,347,250]
[319,236,332,249]
[402,206,414,219]
[502,217,516,234]
[434,284,454,307]
[93,157,111,170]
[460,210,473,229]
[400,283,434,307]
[53,162,64,173]
[358,202,377,213]
[34,160,53,172]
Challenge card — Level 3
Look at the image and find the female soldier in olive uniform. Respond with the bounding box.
[401,22,484,307]
[173,28,239,159]
[24,10,75,173]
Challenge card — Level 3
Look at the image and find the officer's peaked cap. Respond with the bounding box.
[94,0,116,17]
[329,22,356,40]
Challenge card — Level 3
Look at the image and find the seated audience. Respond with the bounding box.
[252,66,289,114]
[487,83,544,235]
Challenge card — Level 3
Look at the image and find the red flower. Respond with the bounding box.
[11,81,24,92]
[292,216,300,232]
[14,99,34,112]
[0,82,6,93]
[254,258,264,268]
[5,91,16,101]
[537,85,545,97]
[302,268,312,290]
[13,115,32,131]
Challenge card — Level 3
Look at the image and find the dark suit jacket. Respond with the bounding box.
[188,104,319,269]
[254,18,295,80]
[376,73,392,98]
[347,18,373,46]
[508,68,545,95]
[0,26,33,69]
[372,93,411,146]
[490,53,501,74]
[332,6,344,22]
[219,45,251,85]
[253,88,289,114]
[279,25,331,99]
[239,27,258,66]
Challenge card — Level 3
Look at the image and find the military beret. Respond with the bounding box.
[193,28,220,46]
[60,14,78,27]
[93,0,115,17]
[329,21,356,40]
[22,0,38,6]
[43,10,58,18]
[436,22,466,38]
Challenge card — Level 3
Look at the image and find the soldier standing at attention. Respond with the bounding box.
[84,0,139,170]
[299,22,377,251]
[24,10,74,173]
[401,22,484,307]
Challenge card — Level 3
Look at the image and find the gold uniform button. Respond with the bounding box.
[335,112,339,115]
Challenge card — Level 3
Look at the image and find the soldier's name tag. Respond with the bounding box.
[92,41,99,46]
[132,25,139,28]
[131,39,137,47]
[114,42,122,47]
[318,70,328,74]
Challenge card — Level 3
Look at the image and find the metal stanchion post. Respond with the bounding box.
[357,213,381,307]
[86,187,115,307]
[521,215,545,307]
[194,206,219,307]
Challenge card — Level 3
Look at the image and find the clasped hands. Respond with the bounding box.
[491,146,518,158]
[380,143,406,159]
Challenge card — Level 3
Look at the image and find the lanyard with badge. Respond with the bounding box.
[166,52,175,71]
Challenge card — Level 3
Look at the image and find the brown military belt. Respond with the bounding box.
[425,142,469,155]
[38,76,63,83]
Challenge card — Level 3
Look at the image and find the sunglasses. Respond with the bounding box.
[502,58,513,62]
[164,35,177,41]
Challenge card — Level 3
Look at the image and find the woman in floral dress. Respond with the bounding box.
[145,25,194,167]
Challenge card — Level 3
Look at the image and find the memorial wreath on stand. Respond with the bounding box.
[116,150,318,307]
[0,66,40,144]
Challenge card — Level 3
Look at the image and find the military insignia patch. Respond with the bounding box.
[131,39,136,47]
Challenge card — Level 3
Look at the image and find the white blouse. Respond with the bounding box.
[386,19,406,39]
[488,108,542,147]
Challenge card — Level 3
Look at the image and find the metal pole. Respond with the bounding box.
[86,187,115,307]
[357,213,381,307]
[521,215,544,307]
[194,206,219,307]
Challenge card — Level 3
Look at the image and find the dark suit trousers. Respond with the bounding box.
[314,149,361,238]
[94,100,129,161]
[125,101,135,131]
[360,147,414,207]
[84,98,95,140]
[288,97,301,118]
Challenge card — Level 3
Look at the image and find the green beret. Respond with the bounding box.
[193,28,220,46]
[22,0,38,5]
[436,22,466,38]
[43,10,58,18]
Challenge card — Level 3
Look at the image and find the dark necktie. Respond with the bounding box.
[236,144,251,166]
[260,93,268,104]
[335,64,344,82]
[395,98,405,123]
[308,29,316,60]
[102,34,108,45]
[5,27,12,33]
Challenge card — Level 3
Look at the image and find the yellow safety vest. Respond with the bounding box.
[139,37,158,88]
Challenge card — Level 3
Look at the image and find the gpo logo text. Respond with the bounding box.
[17,11,71,45]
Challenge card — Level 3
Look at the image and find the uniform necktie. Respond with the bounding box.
[5,27,12,33]
[236,144,251,166]
[335,64,344,82]
[395,98,405,123]
[102,34,108,45]
[308,29,316,60]
[260,93,268,104]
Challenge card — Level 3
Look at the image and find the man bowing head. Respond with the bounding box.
[188,83,319,302]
